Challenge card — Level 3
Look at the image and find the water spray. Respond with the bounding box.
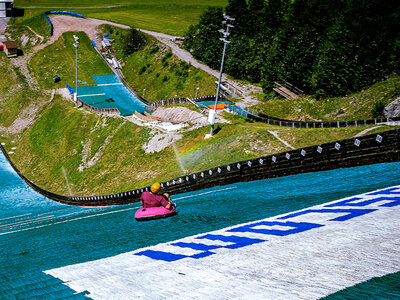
[169,133,187,175]
[62,167,73,196]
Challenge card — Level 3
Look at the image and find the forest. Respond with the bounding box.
[183,0,400,98]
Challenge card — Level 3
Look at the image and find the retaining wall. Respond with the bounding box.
[77,99,120,116]
[1,129,399,207]
[148,95,225,110]
[151,97,193,108]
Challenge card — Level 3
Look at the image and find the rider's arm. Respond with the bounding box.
[162,193,174,209]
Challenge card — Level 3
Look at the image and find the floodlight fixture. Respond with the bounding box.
[223,14,235,22]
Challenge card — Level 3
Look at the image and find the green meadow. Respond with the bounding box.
[14,0,228,35]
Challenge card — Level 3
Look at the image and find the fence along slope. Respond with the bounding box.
[1,129,400,206]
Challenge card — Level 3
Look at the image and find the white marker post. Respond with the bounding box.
[205,110,216,139]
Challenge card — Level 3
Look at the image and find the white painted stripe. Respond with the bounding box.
[0,213,32,222]
[0,206,139,236]
[78,93,106,97]
[0,215,56,229]
[173,186,237,201]
[97,83,123,86]
[45,186,400,299]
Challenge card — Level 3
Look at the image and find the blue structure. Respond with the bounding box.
[72,74,146,116]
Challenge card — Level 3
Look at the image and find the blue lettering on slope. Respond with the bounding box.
[134,186,399,262]
[227,221,323,236]
[325,196,400,208]
[367,187,400,195]
[136,235,265,262]
[278,208,376,222]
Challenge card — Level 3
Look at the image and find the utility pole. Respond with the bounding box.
[209,14,234,137]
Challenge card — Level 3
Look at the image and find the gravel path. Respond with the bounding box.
[353,126,381,137]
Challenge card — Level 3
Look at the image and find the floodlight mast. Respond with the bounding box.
[209,15,234,136]
[73,35,80,108]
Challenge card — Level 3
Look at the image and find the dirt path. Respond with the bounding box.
[268,130,296,150]
[0,89,55,135]
[25,25,44,43]
[353,126,381,138]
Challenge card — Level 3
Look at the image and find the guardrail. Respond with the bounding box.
[1,129,399,206]
[149,95,228,110]
[228,108,400,128]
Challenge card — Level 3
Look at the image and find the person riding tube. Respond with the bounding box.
[140,182,176,210]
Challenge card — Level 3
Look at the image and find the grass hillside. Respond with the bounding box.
[29,31,111,89]
[4,95,396,196]
[14,0,228,36]
[7,12,51,45]
[0,55,49,130]
[253,77,400,121]
[101,25,217,101]
[11,96,184,196]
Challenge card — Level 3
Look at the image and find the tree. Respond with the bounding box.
[184,0,400,97]
[121,28,146,57]
[183,7,224,69]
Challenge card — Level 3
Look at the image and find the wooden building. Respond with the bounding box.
[4,40,18,57]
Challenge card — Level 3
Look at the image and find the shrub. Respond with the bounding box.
[150,45,159,54]
[121,28,146,57]
[139,66,147,75]
[372,100,385,118]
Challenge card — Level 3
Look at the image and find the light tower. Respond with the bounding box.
[209,14,234,136]
[73,35,80,108]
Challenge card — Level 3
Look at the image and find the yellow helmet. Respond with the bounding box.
[151,182,161,193]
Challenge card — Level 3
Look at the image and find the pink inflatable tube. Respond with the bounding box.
[135,206,176,221]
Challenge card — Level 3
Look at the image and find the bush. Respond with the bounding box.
[139,66,147,75]
[121,28,146,57]
[150,45,159,54]
[162,50,173,63]
[372,100,385,118]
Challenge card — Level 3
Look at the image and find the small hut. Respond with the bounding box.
[4,40,18,57]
